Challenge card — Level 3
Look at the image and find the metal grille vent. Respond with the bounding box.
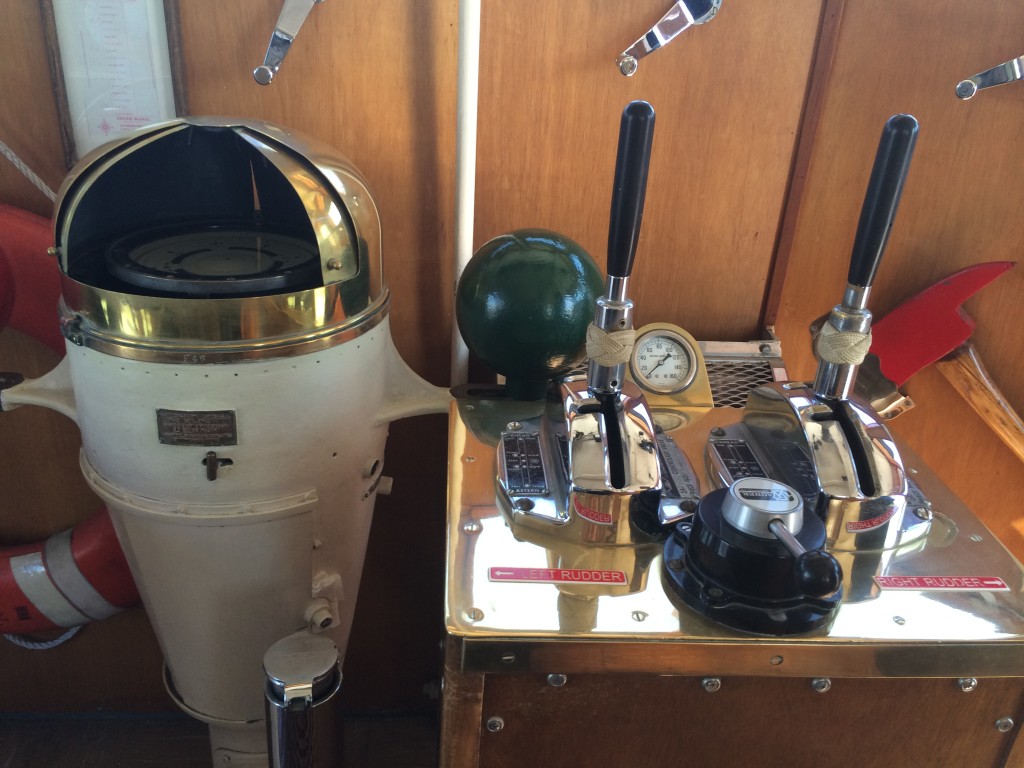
[706,359,777,408]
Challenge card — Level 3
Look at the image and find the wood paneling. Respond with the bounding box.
[771,0,1024,559]
[460,673,1024,768]
[474,0,824,342]
[0,333,95,542]
[0,2,65,212]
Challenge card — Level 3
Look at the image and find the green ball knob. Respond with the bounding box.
[456,229,604,400]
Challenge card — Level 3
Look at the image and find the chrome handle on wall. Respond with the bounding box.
[617,0,722,77]
[254,0,326,85]
[956,55,1024,100]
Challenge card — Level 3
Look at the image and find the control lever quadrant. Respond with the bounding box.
[708,115,927,553]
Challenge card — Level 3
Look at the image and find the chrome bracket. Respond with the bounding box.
[956,55,1024,100]
[254,0,326,85]
[617,0,722,76]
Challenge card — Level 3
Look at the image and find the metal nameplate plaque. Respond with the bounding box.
[707,437,768,482]
[500,431,548,495]
[656,430,700,502]
[157,409,238,446]
[488,567,628,585]
[874,575,1010,592]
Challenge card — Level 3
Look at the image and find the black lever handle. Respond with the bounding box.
[847,114,919,288]
[767,518,842,598]
[794,549,843,599]
[607,101,656,279]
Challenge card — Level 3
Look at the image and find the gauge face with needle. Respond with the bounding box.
[630,327,698,394]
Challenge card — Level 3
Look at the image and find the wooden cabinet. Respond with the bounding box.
[442,665,1024,768]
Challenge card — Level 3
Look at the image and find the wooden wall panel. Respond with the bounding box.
[0,3,65,214]
[474,0,825,342]
[772,0,1024,559]
[470,674,1024,768]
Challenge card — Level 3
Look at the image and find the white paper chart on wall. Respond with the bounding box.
[51,0,176,157]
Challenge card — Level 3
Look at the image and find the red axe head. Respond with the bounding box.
[871,261,1015,386]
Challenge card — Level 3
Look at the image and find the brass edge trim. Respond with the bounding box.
[60,280,391,363]
[455,637,1024,678]
[235,128,360,285]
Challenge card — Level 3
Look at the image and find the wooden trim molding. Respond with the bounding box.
[762,0,846,328]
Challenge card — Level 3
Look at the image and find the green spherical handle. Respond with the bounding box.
[456,229,604,400]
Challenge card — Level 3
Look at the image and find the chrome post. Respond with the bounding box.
[264,631,343,768]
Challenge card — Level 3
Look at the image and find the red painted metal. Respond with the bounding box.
[870,261,1015,386]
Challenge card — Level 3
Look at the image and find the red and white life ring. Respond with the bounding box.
[0,203,138,634]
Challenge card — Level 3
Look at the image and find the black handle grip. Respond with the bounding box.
[795,549,843,599]
[607,101,656,279]
[848,113,919,288]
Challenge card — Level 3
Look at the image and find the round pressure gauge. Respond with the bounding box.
[630,326,698,394]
